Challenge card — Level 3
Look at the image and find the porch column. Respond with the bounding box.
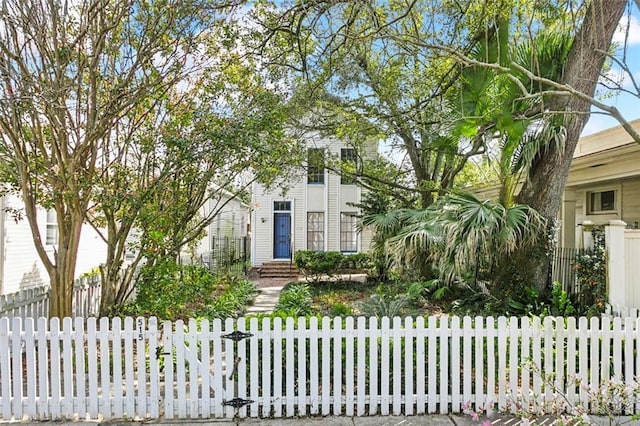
[605,220,627,308]
[560,189,576,248]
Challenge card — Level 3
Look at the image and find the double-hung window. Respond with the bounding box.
[307,212,324,251]
[46,209,58,245]
[340,148,357,184]
[307,148,325,184]
[340,212,358,252]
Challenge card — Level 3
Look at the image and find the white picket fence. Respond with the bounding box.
[0,275,101,320]
[606,304,640,319]
[1,315,640,421]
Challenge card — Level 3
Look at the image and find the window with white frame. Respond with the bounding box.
[340,148,357,184]
[307,148,325,184]
[587,189,617,214]
[307,212,324,251]
[46,209,58,245]
[340,212,358,252]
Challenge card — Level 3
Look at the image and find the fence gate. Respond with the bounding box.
[157,318,256,419]
[0,317,261,421]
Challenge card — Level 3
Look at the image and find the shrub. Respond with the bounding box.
[329,303,353,317]
[338,252,373,271]
[206,276,257,319]
[294,250,372,277]
[574,225,607,317]
[546,281,575,317]
[122,259,256,320]
[275,282,313,316]
[358,293,408,318]
[294,251,343,276]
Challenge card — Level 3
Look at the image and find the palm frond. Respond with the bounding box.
[430,193,546,285]
[511,121,566,176]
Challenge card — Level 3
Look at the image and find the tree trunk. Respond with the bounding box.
[512,0,626,291]
[98,220,135,317]
[99,267,116,317]
[99,257,137,317]
[48,210,85,318]
[49,268,73,319]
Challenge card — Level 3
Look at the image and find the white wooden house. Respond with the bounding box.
[559,119,640,310]
[0,194,106,295]
[251,133,374,269]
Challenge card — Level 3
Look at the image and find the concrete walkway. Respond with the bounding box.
[246,278,292,314]
[246,284,286,313]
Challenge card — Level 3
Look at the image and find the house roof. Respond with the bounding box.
[574,118,640,159]
[563,119,640,187]
[471,118,640,196]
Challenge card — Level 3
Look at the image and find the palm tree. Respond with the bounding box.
[433,193,545,285]
[364,24,571,293]
[362,207,438,279]
[455,28,572,207]
[494,31,573,207]
[366,193,545,287]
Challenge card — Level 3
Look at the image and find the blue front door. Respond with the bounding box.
[274,212,291,259]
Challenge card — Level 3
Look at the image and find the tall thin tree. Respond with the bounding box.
[0,0,238,318]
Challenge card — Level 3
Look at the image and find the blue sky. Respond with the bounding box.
[582,8,640,136]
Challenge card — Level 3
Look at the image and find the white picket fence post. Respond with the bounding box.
[2,315,640,421]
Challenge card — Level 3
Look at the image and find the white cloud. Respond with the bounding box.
[613,15,640,46]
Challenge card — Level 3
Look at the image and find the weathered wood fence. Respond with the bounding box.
[1,315,639,421]
[0,276,101,319]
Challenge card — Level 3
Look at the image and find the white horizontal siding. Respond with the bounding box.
[3,203,47,294]
[252,182,305,265]
[1,195,106,295]
[252,133,377,265]
[575,177,640,227]
[326,172,339,252]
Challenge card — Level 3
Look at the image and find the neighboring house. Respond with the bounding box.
[561,119,640,310]
[470,119,640,309]
[206,192,250,242]
[473,118,640,248]
[558,118,640,248]
[0,194,107,295]
[251,133,374,269]
[192,190,250,250]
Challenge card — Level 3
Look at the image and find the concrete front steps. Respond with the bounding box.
[252,261,300,278]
